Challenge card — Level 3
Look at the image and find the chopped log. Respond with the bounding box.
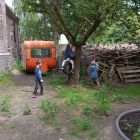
[123,74,140,78]
[122,69,140,74]
[125,79,140,83]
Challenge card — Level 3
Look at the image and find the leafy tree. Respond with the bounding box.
[22,0,140,85]
[13,0,54,41]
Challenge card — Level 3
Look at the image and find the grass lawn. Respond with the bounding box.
[43,74,140,138]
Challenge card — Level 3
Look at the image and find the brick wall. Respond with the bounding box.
[0,0,20,72]
[0,0,11,72]
[0,0,8,53]
[0,53,12,72]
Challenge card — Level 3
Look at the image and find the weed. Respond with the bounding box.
[69,117,95,137]
[8,124,16,129]
[0,95,10,112]
[83,106,94,117]
[134,127,140,140]
[41,99,59,118]
[23,104,31,115]
[96,85,111,115]
[4,112,16,118]
[0,72,12,85]
[57,86,94,107]
[41,117,61,130]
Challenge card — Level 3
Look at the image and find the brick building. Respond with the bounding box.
[0,0,19,72]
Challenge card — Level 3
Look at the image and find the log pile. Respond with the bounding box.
[81,46,140,83]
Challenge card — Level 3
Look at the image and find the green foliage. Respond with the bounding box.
[41,117,61,130]
[83,106,94,117]
[96,85,111,116]
[57,86,95,107]
[22,0,140,46]
[111,94,136,103]
[110,85,140,103]
[12,58,23,70]
[41,99,59,118]
[23,104,31,115]
[0,72,12,85]
[110,86,140,96]
[14,0,53,41]
[49,76,67,86]
[134,128,140,140]
[4,112,16,118]
[69,117,95,138]
[0,95,10,112]
[41,99,61,129]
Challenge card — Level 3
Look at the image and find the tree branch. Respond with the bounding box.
[80,15,103,46]
[74,26,80,40]
[53,1,75,44]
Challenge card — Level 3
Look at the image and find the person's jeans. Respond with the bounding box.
[33,79,43,95]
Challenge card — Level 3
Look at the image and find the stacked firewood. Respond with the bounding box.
[81,46,140,83]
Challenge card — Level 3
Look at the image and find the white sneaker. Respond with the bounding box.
[60,67,64,70]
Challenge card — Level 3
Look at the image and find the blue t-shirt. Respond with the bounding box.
[35,66,42,81]
[89,65,99,79]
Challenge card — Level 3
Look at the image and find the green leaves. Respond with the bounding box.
[20,0,140,44]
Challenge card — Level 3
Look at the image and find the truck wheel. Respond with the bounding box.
[63,61,72,75]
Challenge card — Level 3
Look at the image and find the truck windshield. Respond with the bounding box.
[31,48,51,58]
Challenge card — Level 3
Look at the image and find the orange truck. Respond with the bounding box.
[21,41,57,73]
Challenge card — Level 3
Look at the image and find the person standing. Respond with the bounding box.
[33,59,44,97]
[89,60,100,87]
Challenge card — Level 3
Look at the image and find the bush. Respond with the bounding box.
[0,95,10,112]
[23,104,31,115]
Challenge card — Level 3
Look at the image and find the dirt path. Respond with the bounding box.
[0,72,80,140]
[0,71,140,140]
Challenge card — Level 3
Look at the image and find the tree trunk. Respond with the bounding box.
[68,46,82,86]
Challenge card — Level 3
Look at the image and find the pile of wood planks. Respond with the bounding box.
[81,47,140,83]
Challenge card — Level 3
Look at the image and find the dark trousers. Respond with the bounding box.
[33,79,43,95]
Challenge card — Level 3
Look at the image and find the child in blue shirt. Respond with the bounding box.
[33,59,44,97]
[89,60,99,86]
